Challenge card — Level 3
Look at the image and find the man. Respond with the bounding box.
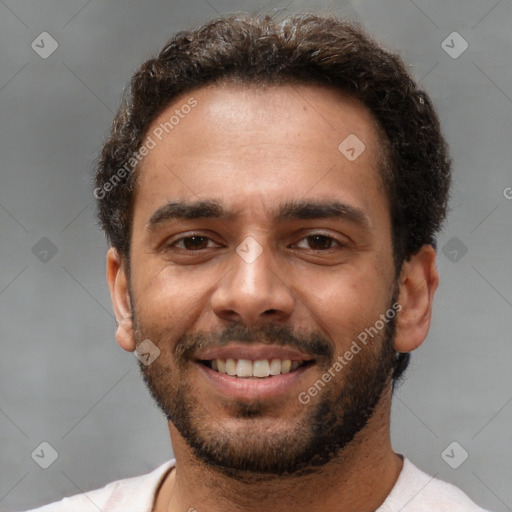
[22,12,490,512]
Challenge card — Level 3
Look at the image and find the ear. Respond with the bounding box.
[106,247,136,352]
[394,244,439,353]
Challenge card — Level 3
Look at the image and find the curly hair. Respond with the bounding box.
[94,12,452,384]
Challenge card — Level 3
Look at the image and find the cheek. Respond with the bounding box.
[132,264,214,333]
[292,265,393,340]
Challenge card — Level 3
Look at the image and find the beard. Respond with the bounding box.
[132,294,398,479]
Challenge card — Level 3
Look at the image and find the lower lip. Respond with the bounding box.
[196,362,313,400]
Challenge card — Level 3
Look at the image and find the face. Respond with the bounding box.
[121,83,401,476]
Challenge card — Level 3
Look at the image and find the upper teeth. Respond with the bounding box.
[211,358,301,378]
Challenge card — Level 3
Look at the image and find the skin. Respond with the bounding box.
[106,82,439,512]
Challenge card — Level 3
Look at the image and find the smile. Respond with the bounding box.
[199,358,314,378]
[194,343,316,398]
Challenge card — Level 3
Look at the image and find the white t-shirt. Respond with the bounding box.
[18,457,490,512]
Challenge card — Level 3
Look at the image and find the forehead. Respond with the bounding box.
[133,82,388,222]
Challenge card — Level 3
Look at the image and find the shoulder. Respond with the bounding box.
[379,457,491,512]
[18,459,175,512]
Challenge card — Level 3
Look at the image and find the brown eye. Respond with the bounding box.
[305,235,336,250]
[177,236,210,250]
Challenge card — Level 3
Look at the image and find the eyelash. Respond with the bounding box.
[167,232,346,251]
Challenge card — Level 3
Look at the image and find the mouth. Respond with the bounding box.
[193,344,317,400]
[198,358,315,378]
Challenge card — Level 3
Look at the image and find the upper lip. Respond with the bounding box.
[194,343,315,362]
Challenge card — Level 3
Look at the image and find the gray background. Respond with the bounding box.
[0,0,511,510]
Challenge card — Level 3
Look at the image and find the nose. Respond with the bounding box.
[210,238,295,325]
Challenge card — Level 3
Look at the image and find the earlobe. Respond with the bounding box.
[393,245,439,354]
[106,247,136,352]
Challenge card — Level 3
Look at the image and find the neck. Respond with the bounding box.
[155,389,402,512]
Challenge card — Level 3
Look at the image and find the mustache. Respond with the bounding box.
[174,323,334,365]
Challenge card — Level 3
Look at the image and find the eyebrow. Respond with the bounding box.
[147,199,371,231]
[148,200,231,229]
[276,199,370,230]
